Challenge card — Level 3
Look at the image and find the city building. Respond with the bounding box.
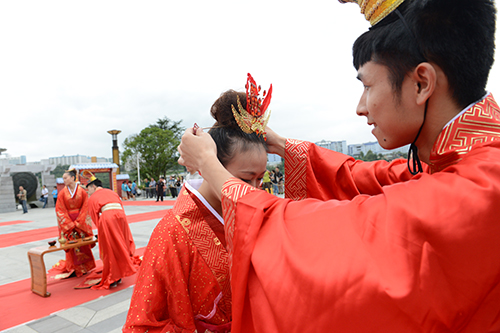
[315,140,348,154]
[348,141,409,158]
[48,154,111,166]
[0,155,27,165]
[267,154,282,165]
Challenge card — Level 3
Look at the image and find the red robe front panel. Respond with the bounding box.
[124,185,231,333]
[53,185,95,276]
[222,94,500,332]
[86,188,140,289]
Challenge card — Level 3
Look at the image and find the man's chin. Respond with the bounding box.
[377,138,396,150]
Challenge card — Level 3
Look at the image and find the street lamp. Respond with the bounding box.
[107,130,121,174]
[137,153,141,186]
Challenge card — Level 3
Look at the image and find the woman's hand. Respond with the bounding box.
[178,127,218,174]
[265,127,287,157]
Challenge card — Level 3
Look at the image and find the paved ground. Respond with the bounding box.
[1,195,173,333]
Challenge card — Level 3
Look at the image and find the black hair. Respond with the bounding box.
[88,179,102,187]
[64,170,77,180]
[209,90,268,166]
[353,0,496,108]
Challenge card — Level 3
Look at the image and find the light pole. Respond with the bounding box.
[107,130,121,174]
[137,153,141,186]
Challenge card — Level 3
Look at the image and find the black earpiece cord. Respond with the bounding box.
[407,100,428,175]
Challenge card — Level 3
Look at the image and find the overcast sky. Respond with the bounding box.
[1,1,500,162]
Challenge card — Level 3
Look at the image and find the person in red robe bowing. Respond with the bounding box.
[178,1,500,331]
[82,172,141,289]
[51,168,95,278]
[123,87,270,333]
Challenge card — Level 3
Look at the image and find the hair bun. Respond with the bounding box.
[210,90,246,129]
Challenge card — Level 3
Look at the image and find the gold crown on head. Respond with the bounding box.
[231,73,272,140]
[81,170,97,183]
[339,0,405,26]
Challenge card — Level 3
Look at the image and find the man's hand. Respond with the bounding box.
[178,127,218,175]
[265,127,287,157]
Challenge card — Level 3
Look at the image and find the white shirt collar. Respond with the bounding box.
[67,182,80,198]
[184,180,224,225]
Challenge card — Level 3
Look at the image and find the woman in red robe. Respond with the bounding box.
[52,169,95,277]
[124,89,269,333]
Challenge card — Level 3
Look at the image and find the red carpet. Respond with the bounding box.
[0,247,146,331]
[122,199,176,206]
[0,220,32,227]
[126,209,168,223]
[0,210,168,248]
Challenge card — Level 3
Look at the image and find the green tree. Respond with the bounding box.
[50,164,71,179]
[358,150,388,162]
[385,151,408,161]
[121,117,185,179]
[364,150,378,161]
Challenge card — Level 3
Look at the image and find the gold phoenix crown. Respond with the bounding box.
[339,0,405,26]
[231,73,272,139]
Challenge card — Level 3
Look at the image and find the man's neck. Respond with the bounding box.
[415,89,463,164]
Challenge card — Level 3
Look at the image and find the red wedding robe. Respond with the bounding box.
[222,94,500,332]
[85,188,141,289]
[53,185,95,277]
[124,184,232,333]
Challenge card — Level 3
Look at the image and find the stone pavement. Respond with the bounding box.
[1,195,174,333]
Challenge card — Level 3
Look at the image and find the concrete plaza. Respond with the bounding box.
[1,195,173,333]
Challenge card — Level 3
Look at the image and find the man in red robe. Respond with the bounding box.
[83,177,141,289]
[178,0,500,331]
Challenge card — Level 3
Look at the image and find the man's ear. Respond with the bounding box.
[412,62,437,106]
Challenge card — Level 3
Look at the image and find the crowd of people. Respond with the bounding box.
[141,175,185,200]
[120,180,137,201]
[16,169,283,214]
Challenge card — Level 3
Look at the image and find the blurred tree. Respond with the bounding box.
[276,160,285,174]
[50,164,71,179]
[385,151,408,161]
[363,150,378,161]
[122,117,184,180]
[358,150,389,162]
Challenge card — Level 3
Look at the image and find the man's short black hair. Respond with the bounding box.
[353,0,496,108]
[87,179,103,188]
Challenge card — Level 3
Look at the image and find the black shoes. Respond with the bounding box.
[110,279,122,288]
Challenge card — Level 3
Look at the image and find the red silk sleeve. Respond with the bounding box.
[73,188,93,236]
[222,145,500,332]
[285,139,428,201]
[87,194,100,230]
[55,188,76,235]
